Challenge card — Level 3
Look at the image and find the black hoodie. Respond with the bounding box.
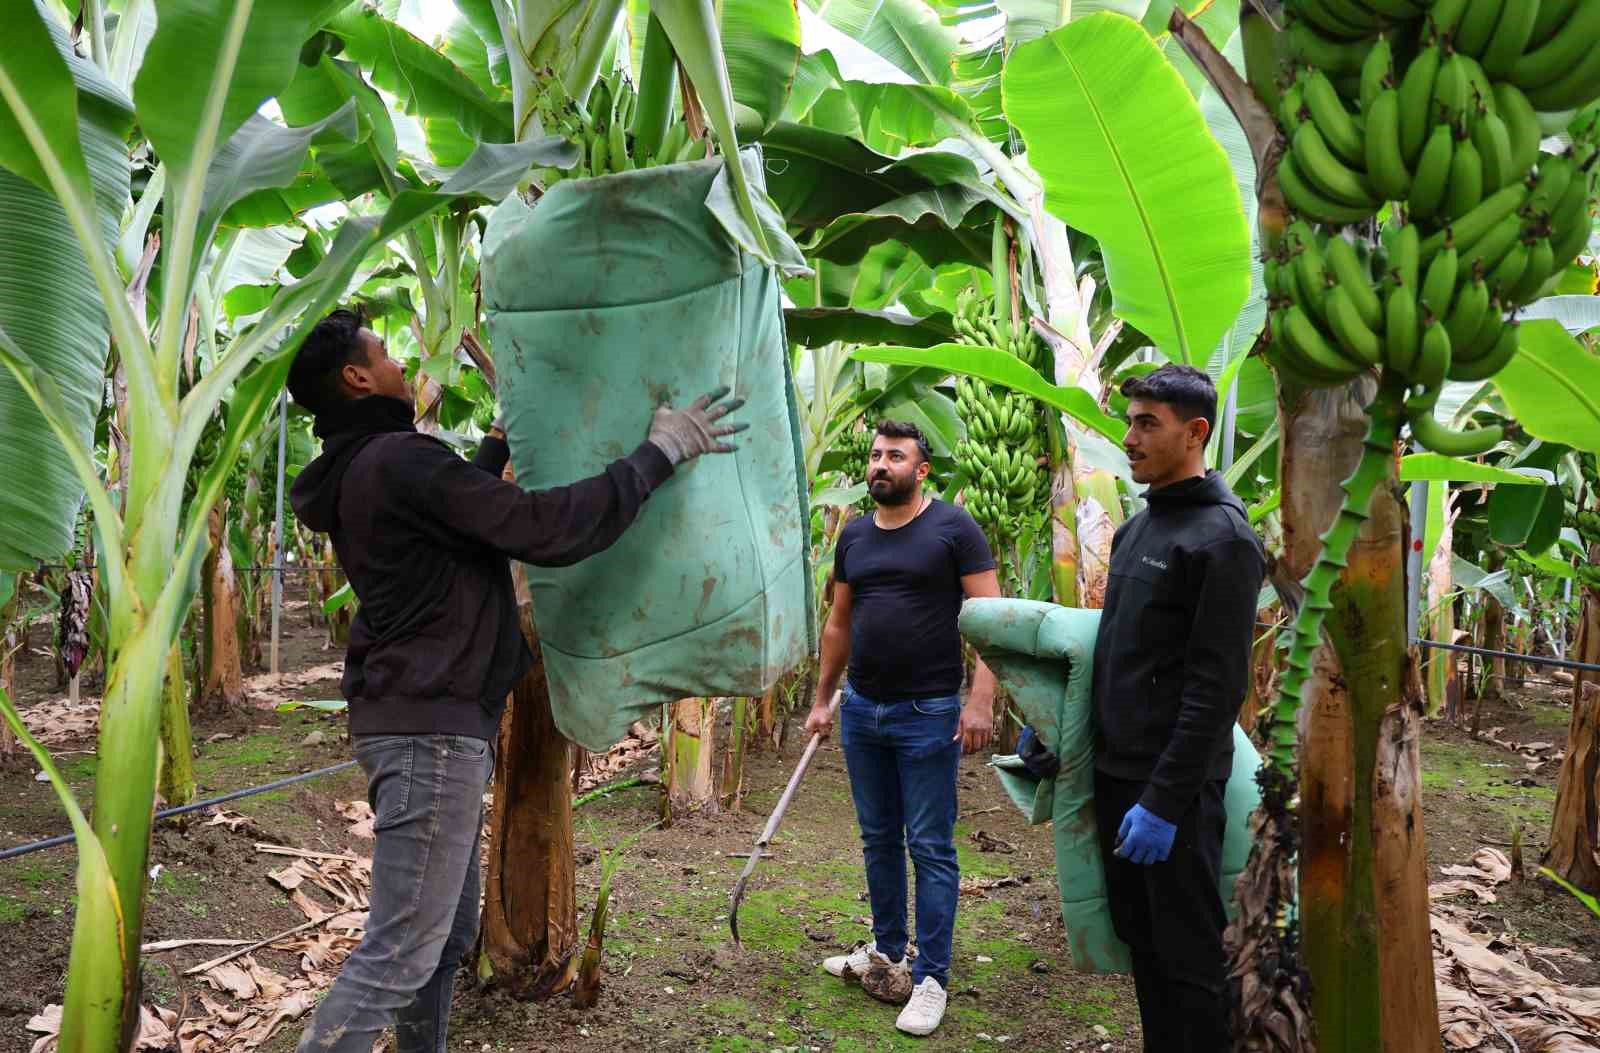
[290,396,674,741]
[1090,469,1266,821]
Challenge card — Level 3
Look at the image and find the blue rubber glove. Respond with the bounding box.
[1115,803,1177,865]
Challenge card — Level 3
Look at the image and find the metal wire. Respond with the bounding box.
[0,760,358,863]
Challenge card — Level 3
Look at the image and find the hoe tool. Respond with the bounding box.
[728,691,839,950]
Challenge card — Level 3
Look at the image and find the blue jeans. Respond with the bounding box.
[297,733,494,1053]
[838,682,962,987]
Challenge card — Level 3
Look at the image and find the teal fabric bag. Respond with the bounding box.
[960,598,1264,974]
[482,157,813,751]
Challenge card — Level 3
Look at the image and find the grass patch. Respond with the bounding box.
[0,894,26,924]
[11,857,67,888]
[1420,737,1554,827]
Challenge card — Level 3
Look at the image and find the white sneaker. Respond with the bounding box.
[822,940,909,981]
[895,977,948,1036]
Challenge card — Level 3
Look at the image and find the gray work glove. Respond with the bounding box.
[647,386,748,466]
[490,411,506,435]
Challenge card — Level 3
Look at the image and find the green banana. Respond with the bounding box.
[1524,153,1576,218]
[1454,0,1506,58]
[1280,305,1366,380]
[1549,167,1597,264]
[1290,221,1333,322]
[1385,280,1421,374]
[1457,212,1524,276]
[1481,0,1540,78]
[1450,318,1520,380]
[1421,183,1527,257]
[1408,401,1504,454]
[1487,238,1531,296]
[1443,275,1490,348]
[1289,0,1373,40]
[589,131,609,177]
[1280,79,1308,138]
[1420,242,1459,320]
[1293,122,1379,206]
[1304,69,1367,167]
[1530,0,1583,47]
[1463,302,1508,359]
[1506,236,1556,305]
[1326,283,1384,366]
[1365,89,1412,200]
[1288,19,1370,76]
[1510,0,1600,90]
[1409,122,1456,219]
[1390,222,1421,289]
[608,117,627,174]
[1525,38,1600,112]
[1411,318,1453,389]
[1493,83,1542,176]
[1360,36,1394,115]
[1428,0,1473,38]
[1327,236,1383,329]
[1445,132,1486,219]
[1279,151,1380,224]
[1471,110,1515,191]
[1431,53,1472,127]
[1399,45,1442,165]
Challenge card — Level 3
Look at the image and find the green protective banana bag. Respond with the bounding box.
[483,155,815,751]
[962,599,1268,974]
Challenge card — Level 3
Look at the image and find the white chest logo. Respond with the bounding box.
[1140,555,1169,571]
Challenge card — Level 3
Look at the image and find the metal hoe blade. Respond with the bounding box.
[728,691,839,950]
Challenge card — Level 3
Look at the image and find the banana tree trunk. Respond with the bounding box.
[1545,567,1600,892]
[478,562,579,999]
[158,645,193,805]
[1479,551,1506,704]
[1,574,20,763]
[662,697,718,823]
[1239,610,1281,739]
[720,696,748,812]
[1426,515,1459,720]
[754,680,782,753]
[200,504,243,708]
[1279,382,1437,1053]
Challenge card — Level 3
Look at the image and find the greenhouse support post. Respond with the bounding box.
[271,390,287,676]
[1405,457,1426,645]
[1219,378,1238,472]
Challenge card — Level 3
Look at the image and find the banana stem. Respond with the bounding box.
[631,12,676,158]
[1264,381,1404,771]
[991,219,1012,346]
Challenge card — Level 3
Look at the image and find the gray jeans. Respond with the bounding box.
[296,733,494,1053]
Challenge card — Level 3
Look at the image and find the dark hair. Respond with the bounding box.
[1119,364,1217,438]
[288,308,371,415]
[874,419,932,464]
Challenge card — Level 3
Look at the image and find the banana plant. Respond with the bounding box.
[0,3,577,1044]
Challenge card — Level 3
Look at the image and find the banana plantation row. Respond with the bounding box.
[0,0,1598,1051]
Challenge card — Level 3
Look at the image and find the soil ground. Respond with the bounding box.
[2,605,1597,1052]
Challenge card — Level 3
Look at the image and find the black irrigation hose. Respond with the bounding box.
[0,760,358,864]
[1409,637,1600,676]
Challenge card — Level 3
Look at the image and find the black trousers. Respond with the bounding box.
[1094,772,1230,1053]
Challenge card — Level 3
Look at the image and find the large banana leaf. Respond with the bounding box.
[1002,12,1251,364]
[784,306,955,348]
[720,0,802,136]
[1397,454,1548,485]
[325,6,513,163]
[1520,295,1600,334]
[0,15,132,571]
[761,122,991,266]
[852,342,1125,442]
[1492,320,1600,452]
[801,0,958,86]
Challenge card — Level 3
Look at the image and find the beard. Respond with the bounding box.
[869,471,918,506]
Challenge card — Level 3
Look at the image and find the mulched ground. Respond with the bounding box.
[2,606,1596,1052]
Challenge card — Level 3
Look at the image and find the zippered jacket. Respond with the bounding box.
[1090,470,1266,821]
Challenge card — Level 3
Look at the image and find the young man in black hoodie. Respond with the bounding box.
[1091,364,1265,1053]
[287,309,743,1053]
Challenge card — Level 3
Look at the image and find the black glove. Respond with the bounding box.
[646,386,748,466]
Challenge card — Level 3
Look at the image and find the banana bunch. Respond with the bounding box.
[838,424,873,484]
[537,70,705,184]
[1268,0,1600,457]
[950,288,1048,541]
[1567,505,1600,544]
[951,286,1050,373]
[1577,562,1600,591]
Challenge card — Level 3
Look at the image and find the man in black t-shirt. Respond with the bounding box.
[804,419,1000,1037]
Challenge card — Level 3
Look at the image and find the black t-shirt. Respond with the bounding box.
[835,499,995,701]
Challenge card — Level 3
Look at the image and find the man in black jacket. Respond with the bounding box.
[1091,364,1265,1053]
[288,309,743,1053]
